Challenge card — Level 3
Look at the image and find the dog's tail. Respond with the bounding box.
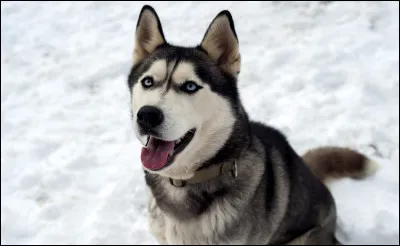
[301,146,379,185]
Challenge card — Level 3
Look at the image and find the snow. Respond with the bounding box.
[1,1,398,245]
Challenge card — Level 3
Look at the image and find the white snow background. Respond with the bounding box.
[1,1,399,245]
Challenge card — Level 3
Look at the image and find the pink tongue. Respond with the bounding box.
[141,137,175,170]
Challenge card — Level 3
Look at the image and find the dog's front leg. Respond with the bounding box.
[148,191,168,244]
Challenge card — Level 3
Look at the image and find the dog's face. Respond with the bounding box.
[128,5,241,179]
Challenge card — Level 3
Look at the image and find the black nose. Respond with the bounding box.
[137,106,164,130]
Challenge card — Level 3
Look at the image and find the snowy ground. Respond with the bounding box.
[1,1,399,245]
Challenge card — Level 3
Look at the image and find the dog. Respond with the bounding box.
[127,5,379,245]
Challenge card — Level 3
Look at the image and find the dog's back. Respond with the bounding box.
[249,121,336,244]
[250,121,378,244]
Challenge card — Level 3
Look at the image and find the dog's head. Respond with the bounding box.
[128,5,243,180]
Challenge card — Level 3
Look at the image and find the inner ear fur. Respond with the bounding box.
[200,10,241,76]
[133,5,166,65]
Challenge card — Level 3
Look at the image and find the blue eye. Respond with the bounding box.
[141,76,154,88]
[186,82,197,91]
[181,81,202,94]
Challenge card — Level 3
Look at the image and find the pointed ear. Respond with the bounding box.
[133,5,166,65]
[200,10,240,77]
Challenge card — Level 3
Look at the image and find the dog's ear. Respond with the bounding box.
[200,10,240,77]
[133,5,166,65]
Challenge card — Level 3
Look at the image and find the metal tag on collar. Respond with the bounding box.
[231,160,238,178]
[169,178,186,187]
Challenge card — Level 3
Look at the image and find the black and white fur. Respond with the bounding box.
[127,5,378,245]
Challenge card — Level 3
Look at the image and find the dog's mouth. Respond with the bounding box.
[140,129,196,171]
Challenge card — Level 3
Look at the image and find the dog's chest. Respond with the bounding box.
[147,194,247,245]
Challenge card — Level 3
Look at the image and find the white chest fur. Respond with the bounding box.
[147,190,247,245]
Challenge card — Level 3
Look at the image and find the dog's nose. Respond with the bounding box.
[137,106,164,130]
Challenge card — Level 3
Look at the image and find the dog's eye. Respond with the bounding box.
[181,81,202,94]
[141,76,154,88]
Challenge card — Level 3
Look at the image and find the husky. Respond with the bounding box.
[127,5,379,245]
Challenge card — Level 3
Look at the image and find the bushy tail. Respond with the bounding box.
[301,146,380,185]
